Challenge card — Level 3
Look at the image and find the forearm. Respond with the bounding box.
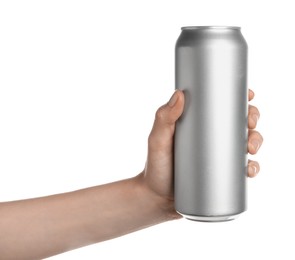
[0,174,176,259]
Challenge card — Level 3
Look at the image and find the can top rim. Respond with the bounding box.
[181,26,241,30]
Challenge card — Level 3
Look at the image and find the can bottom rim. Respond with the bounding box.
[181,26,240,30]
[178,212,241,222]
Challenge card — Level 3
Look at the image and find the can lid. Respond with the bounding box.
[181,26,240,30]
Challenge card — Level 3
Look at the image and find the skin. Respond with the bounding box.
[0,90,263,259]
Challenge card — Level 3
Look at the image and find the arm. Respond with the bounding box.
[0,90,262,259]
[0,90,184,260]
[0,177,176,259]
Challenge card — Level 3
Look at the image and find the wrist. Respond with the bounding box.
[134,173,182,222]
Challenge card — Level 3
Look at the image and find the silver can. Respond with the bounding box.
[174,26,248,222]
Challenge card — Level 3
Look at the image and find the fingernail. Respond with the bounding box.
[249,89,255,97]
[251,139,261,152]
[249,165,258,177]
[168,91,178,107]
[252,114,259,124]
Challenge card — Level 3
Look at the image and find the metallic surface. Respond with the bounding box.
[174,26,248,222]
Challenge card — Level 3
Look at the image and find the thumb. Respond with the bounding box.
[148,90,185,151]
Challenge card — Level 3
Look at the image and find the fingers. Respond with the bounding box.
[148,90,185,151]
[248,130,263,154]
[248,105,260,129]
[148,89,263,179]
[248,89,263,154]
[248,159,260,178]
[248,89,263,178]
[248,89,260,129]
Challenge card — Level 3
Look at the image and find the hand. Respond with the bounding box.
[0,90,263,259]
[247,89,263,177]
[140,89,263,217]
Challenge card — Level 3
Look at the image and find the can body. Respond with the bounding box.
[174,26,248,222]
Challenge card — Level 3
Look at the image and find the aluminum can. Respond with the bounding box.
[174,26,248,222]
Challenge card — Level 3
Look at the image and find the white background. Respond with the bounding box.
[0,0,294,259]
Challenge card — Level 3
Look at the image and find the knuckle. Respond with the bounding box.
[155,105,165,121]
[253,130,263,140]
[148,131,154,145]
[249,105,260,117]
[249,129,262,139]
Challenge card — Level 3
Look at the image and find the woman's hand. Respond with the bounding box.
[141,89,263,217]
